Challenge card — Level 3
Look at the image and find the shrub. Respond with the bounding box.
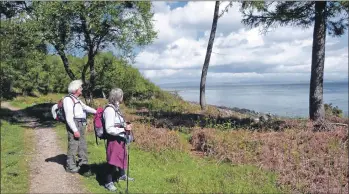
[190,126,348,193]
[325,103,343,118]
[131,123,186,152]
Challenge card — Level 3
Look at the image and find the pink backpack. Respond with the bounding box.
[93,107,106,145]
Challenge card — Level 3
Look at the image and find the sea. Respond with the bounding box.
[161,82,348,118]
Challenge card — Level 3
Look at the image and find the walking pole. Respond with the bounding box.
[125,122,134,194]
[126,142,130,194]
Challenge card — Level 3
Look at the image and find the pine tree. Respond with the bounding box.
[241,1,348,121]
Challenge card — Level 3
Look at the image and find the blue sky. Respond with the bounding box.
[168,1,188,10]
[132,1,348,85]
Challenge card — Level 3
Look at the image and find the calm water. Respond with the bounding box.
[161,82,348,118]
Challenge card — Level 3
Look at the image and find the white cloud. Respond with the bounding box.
[142,69,179,78]
[135,1,348,85]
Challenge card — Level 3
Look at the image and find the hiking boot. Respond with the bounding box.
[66,166,80,174]
[105,182,117,192]
[118,174,134,181]
[81,170,93,177]
[79,164,93,177]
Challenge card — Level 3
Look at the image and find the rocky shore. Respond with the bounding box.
[168,90,282,122]
[187,101,280,123]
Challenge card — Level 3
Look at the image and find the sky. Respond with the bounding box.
[131,1,348,86]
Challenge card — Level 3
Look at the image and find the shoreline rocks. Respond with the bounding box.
[187,101,280,121]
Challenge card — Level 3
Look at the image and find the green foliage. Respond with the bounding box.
[43,55,82,93]
[1,16,47,98]
[2,49,160,101]
[0,121,34,193]
[324,103,343,117]
[241,1,348,36]
[1,1,158,101]
[93,52,160,100]
[128,90,191,113]
[31,1,157,96]
[32,1,74,50]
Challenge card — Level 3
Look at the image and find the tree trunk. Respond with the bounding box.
[88,53,96,105]
[200,1,220,110]
[81,61,89,103]
[309,1,327,121]
[81,59,95,105]
[81,63,89,85]
[56,47,75,80]
[79,14,96,105]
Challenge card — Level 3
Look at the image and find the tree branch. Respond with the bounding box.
[54,44,76,80]
[330,123,348,127]
[241,1,315,32]
[218,1,233,18]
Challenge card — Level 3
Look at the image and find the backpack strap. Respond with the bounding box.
[102,104,116,135]
[104,104,125,128]
[104,104,116,117]
[104,104,132,144]
[67,94,81,104]
[64,94,81,118]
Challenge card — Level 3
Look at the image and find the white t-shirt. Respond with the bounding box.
[63,95,96,132]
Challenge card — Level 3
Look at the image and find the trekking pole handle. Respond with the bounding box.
[125,121,135,142]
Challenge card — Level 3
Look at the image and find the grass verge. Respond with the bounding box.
[0,120,35,193]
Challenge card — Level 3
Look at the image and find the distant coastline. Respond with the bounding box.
[160,81,349,89]
[186,100,276,118]
[164,81,348,118]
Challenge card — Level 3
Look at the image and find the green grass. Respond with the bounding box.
[9,93,65,109]
[54,124,281,193]
[117,150,279,193]
[0,120,34,193]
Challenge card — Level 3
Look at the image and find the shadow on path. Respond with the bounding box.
[1,102,56,128]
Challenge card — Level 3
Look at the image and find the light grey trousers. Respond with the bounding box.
[66,119,88,170]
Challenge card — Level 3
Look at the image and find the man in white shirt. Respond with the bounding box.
[63,80,96,174]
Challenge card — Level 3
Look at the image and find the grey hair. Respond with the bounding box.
[68,80,83,94]
[108,88,123,105]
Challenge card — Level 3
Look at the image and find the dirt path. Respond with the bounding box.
[1,102,87,193]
